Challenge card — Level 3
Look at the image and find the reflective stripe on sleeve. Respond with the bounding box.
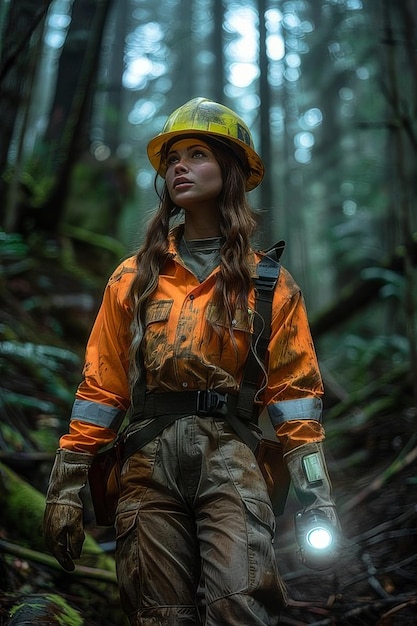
[267,397,322,426]
[70,399,126,430]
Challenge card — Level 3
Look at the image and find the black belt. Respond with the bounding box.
[123,390,260,462]
[141,389,236,420]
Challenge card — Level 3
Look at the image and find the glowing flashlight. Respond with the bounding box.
[295,509,339,570]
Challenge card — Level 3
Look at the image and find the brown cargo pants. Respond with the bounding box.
[115,416,287,625]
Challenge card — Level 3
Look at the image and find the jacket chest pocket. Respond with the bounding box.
[144,299,174,352]
[206,302,253,333]
[145,299,173,325]
[204,303,253,371]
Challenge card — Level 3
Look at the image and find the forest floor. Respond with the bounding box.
[278,422,417,625]
[0,233,416,625]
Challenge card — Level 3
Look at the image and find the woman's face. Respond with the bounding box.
[164,138,223,211]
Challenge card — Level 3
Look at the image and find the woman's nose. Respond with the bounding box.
[174,157,188,172]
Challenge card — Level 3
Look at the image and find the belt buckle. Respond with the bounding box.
[197,390,227,417]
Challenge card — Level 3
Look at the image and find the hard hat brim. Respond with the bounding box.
[147,128,264,191]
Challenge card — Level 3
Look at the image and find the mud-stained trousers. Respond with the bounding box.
[115,415,287,625]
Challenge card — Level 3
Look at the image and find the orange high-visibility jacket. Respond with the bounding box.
[61,229,324,454]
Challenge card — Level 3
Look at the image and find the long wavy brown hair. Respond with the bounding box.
[128,135,258,386]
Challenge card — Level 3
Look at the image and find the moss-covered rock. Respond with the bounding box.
[8,593,84,625]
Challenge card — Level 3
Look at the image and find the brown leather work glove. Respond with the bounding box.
[285,442,338,523]
[43,448,94,571]
[285,441,341,568]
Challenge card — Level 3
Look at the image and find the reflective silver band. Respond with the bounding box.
[70,399,126,431]
[267,397,322,426]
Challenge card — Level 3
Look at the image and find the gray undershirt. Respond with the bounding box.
[178,236,223,282]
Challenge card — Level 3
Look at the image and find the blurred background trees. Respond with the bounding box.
[1,0,415,332]
[1,1,416,624]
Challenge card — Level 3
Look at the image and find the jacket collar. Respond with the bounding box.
[166,225,258,278]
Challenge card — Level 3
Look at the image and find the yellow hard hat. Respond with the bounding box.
[147,97,264,191]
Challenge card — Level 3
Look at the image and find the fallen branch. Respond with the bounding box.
[310,234,417,337]
[343,436,417,510]
[281,594,417,626]
[0,538,117,584]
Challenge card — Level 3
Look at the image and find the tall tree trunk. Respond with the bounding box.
[212,0,225,104]
[41,0,115,235]
[381,0,417,402]
[95,0,127,152]
[173,0,194,107]
[0,0,52,229]
[258,0,272,246]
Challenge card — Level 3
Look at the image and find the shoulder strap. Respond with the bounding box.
[235,240,285,424]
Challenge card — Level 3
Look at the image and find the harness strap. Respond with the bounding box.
[236,241,284,423]
[124,390,261,461]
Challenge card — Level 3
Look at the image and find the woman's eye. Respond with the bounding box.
[166,148,209,166]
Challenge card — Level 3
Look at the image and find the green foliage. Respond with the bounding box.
[0,341,80,407]
[0,230,98,455]
[0,231,29,259]
[8,593,84,625]
[321,328,409,395]
[0,421,28,451]
[0,232,35,283]
[0,341,79,374]
[361,267,406,301]
[345,332,408,374]
[3,164,56,209]
[63,156,136,249]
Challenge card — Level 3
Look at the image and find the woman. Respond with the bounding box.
[44,97,339,625]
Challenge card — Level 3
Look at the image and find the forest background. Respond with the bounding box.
[0,0,416,624]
